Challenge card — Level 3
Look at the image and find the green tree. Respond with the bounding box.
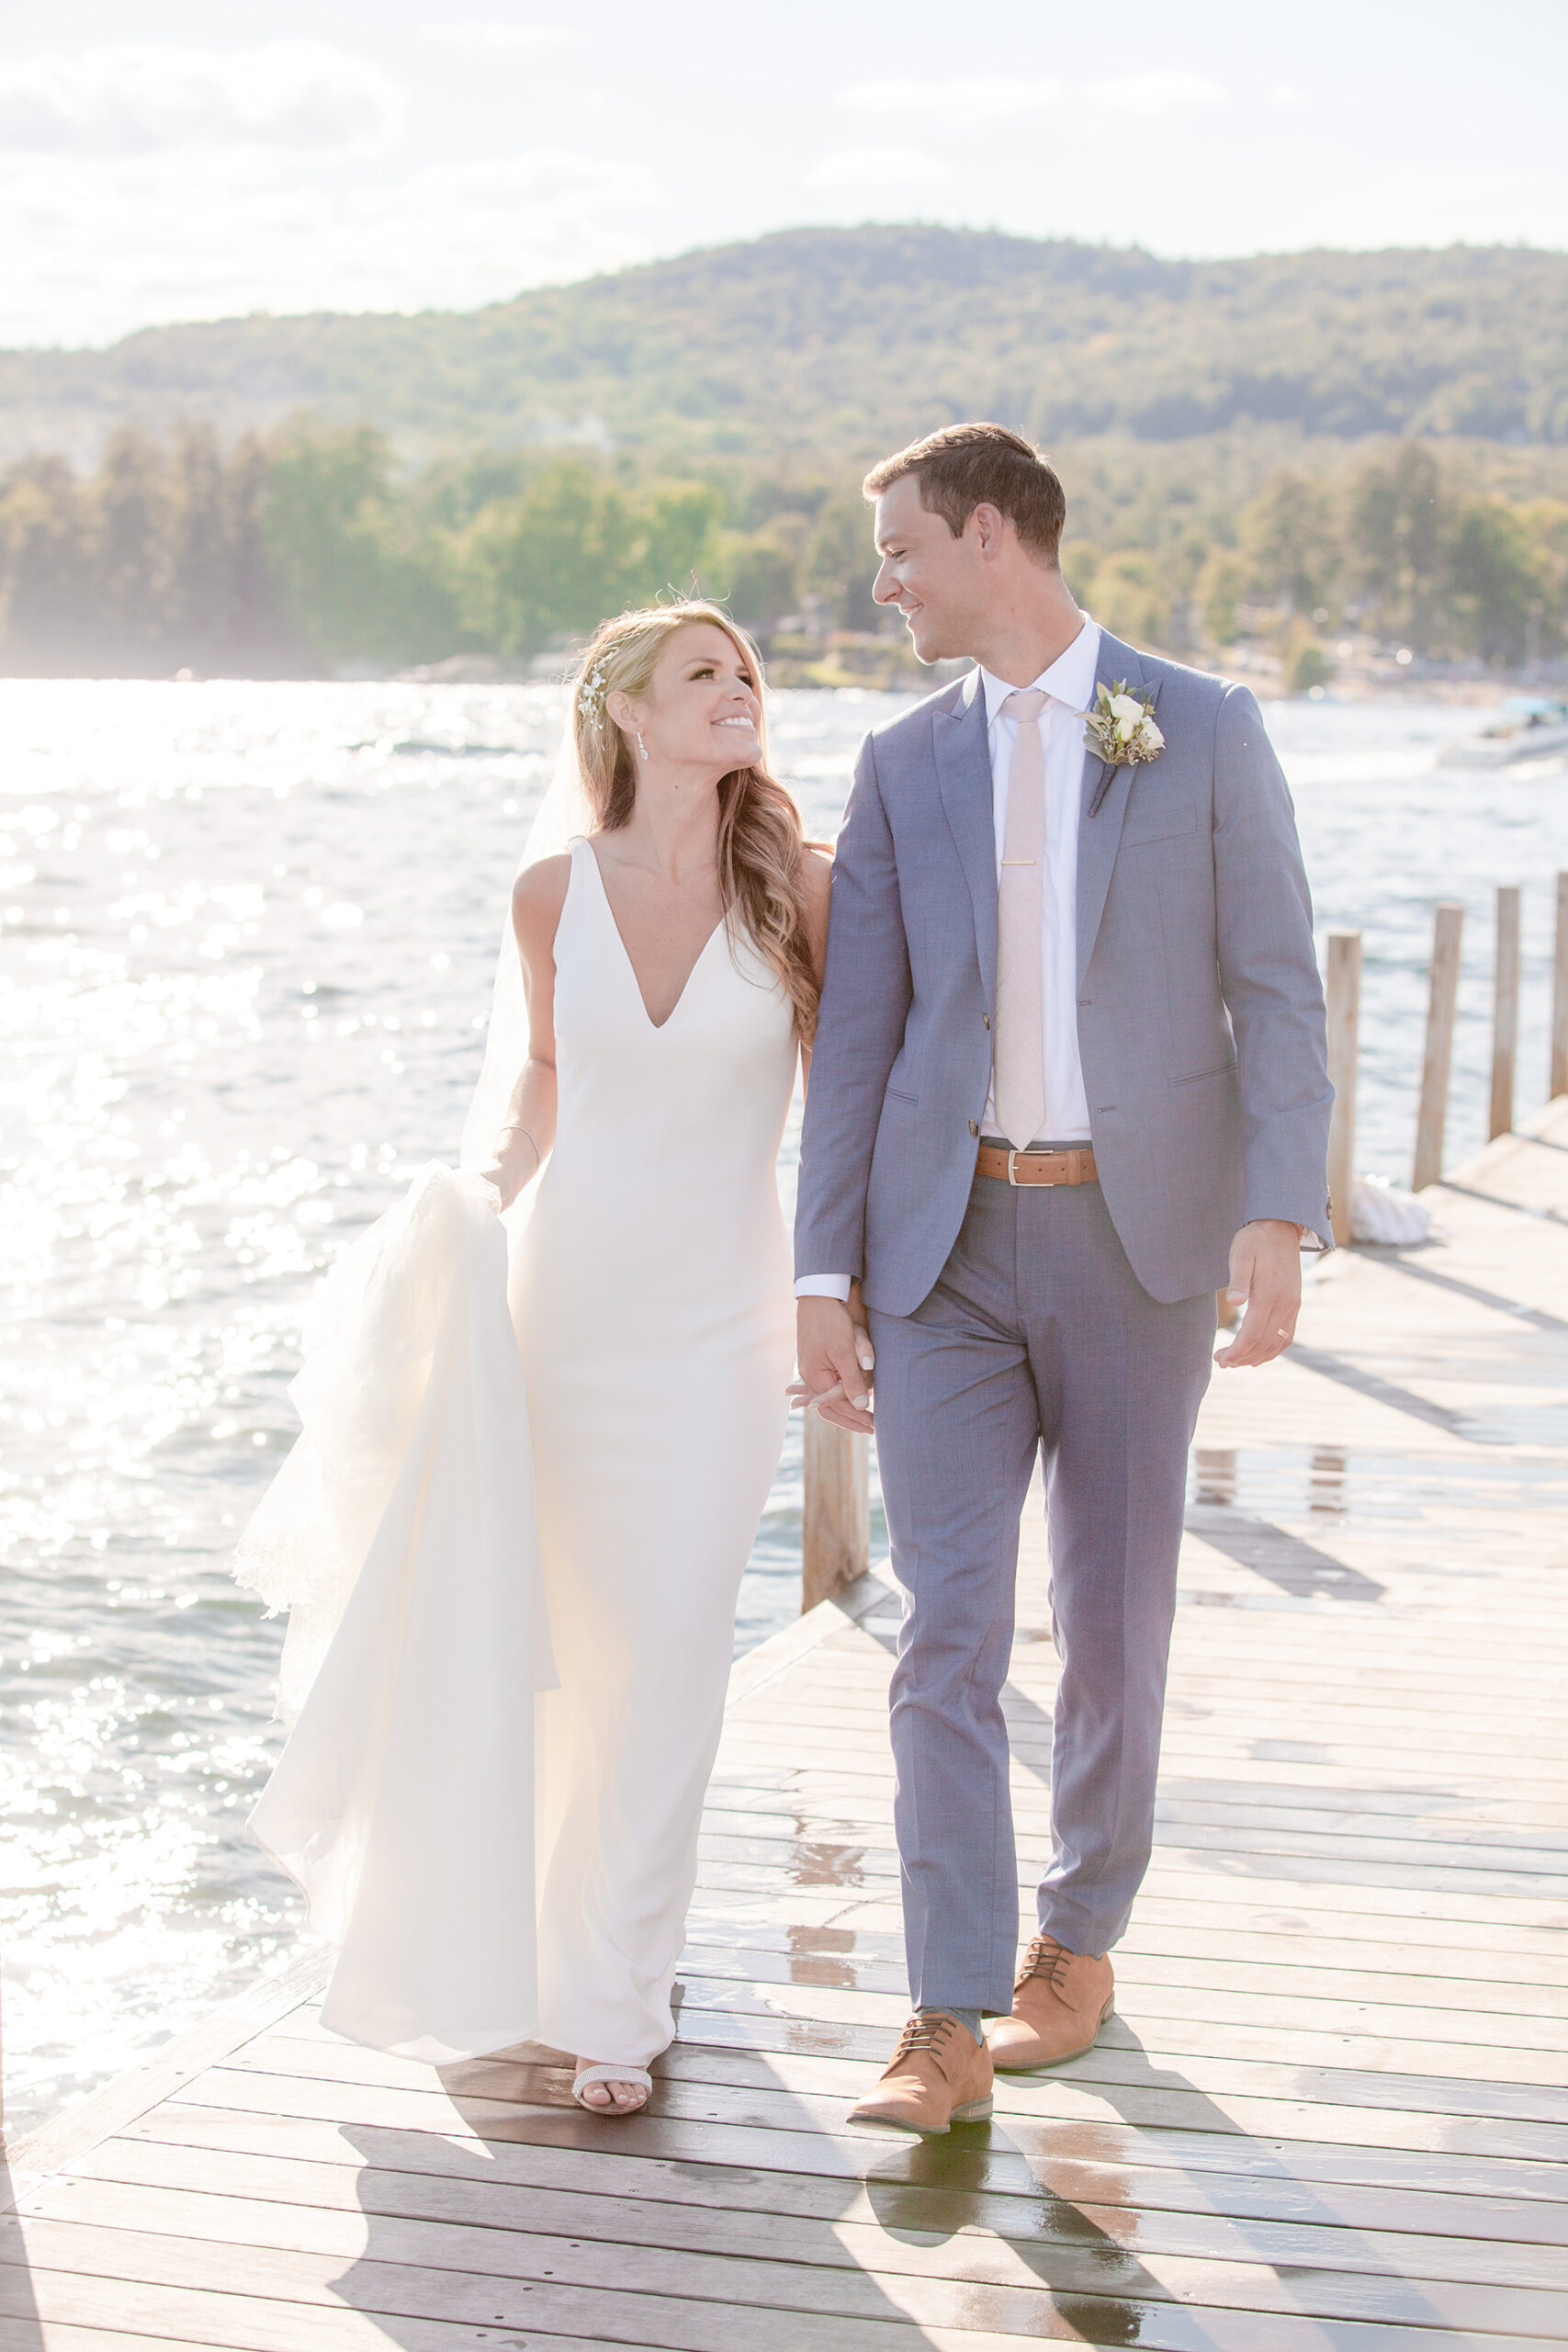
[0,456,94,673]
[716,526,801,632]
[263,424,461,666]
[1196,548,1247,644]
[1239,469,1338,617]
[803,492,884,631]
[457,463,722,654]
[94,428,175,669]
[1348,443,1450,650]
[1088,549,1171,649]
[1059,539,1101,611]
[1444,498,1548,663]
[630,481,724,609]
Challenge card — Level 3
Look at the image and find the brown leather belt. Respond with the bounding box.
[976,1142,1099,1188]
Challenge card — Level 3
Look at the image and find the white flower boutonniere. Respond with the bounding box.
[1081,680,1164,769]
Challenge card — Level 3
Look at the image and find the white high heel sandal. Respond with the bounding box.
[571,2063,652,2113]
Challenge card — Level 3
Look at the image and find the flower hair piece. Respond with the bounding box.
[577,661,609,727]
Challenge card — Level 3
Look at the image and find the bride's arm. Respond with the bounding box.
[479,855,570,1207]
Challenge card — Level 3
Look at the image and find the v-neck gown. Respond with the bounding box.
[511,837,797,2064]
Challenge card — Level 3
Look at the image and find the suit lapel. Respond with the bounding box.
[933,669,999,1004]
[1076,628,1150,989]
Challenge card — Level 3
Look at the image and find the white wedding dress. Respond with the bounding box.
[519,838,796,2062]
[238,833,796,2068]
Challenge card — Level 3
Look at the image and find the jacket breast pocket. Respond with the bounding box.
[1122,776,1207,848]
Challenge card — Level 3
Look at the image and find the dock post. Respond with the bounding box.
[1489,886,1521,1140]
[1413,901,1464,1192]
[803,1417,869,1611]
[1325,928,1361,1247]
[1552,871,1568,1102]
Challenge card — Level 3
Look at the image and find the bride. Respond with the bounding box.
[237,602,830,2118]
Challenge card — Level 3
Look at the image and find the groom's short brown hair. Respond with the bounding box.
[863,424,1066,566]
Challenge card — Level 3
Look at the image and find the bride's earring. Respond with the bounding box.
[636,730,649,763]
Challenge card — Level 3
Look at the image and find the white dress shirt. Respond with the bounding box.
[797,620,1101,1302]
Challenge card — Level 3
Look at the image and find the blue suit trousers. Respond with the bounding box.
[868,1166,1215,2011]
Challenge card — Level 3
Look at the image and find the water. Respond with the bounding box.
[3,680,1564,2136]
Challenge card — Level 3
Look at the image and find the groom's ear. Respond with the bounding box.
[970,502,1006,558]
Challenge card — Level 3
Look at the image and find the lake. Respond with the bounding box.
[3,677,1564,2134]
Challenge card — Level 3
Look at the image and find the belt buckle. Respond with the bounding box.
[1008,1148,1056,1188]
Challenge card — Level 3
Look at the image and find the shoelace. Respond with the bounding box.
[1016,1932,1073,1995]
[889,2013,957,2066]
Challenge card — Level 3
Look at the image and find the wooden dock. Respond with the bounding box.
[5,1102,1567,2351]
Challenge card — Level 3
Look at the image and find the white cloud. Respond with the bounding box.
[807,147,953,191]
[836,76,1062,122]
[1084,71,1222,115]
[0,148,664,347]
[421,22,577,52]
[0,42,404,155]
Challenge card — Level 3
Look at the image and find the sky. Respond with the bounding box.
[4,0,1567,349]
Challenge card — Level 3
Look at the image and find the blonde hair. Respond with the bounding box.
[570,601,819,1039]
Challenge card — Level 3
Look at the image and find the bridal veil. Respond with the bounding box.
[233,703,585,2059]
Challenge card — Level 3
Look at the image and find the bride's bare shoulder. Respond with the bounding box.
[512,853,572,953]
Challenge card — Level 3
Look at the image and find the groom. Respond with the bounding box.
[795,423,1331,2132]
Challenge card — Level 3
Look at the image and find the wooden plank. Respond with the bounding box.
[18,2165,1568,2318]
[1490,884,1522,1139]
[722,1570,894,1713]
[5,2255,1543,2352]
[121,2095,1568,2219]
[0,2324,238,2352]
[674,1926,1568,2016]
[8,2202,1568,2344]
[68,2131,1568,2275]
[698,1784,1568,1860]
[1,2266,631,2352]
[173,2053,1568,2164]
[801,1419,870,1611]
[1325,928,1360,1247]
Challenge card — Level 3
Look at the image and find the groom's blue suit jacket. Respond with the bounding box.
[795,628,1333,1313]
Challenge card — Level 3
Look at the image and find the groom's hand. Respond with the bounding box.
[795,1292,875,1433]
[1215,1219,1303,1368]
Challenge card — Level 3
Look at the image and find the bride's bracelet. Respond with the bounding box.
[497,1122,541,1167]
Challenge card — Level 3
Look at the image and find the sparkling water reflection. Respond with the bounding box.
[3,679,1565,2133]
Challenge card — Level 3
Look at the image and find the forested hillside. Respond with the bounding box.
[3,226,1567,679]
[6,227,1568,469]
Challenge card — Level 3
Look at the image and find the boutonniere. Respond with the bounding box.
[1083,681,1163,767]
[1081,681,1164,814]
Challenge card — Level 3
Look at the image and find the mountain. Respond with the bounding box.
[4,225,1568,473]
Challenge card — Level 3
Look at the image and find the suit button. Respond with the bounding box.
[982,1012,991,1030]
[968,1119,979,1136]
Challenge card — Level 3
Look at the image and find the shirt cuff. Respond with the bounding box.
[1248,1216,1328,1253]
[795,1274,853,1302]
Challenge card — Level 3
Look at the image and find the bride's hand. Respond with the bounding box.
[794,1293,875,1433]
[478,1124,541,1211]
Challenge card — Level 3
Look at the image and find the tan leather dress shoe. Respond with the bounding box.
[987,1933,1114,2071]
[848,2011,994,2134]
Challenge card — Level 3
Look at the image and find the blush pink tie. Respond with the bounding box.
[994,688,1050,1151]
